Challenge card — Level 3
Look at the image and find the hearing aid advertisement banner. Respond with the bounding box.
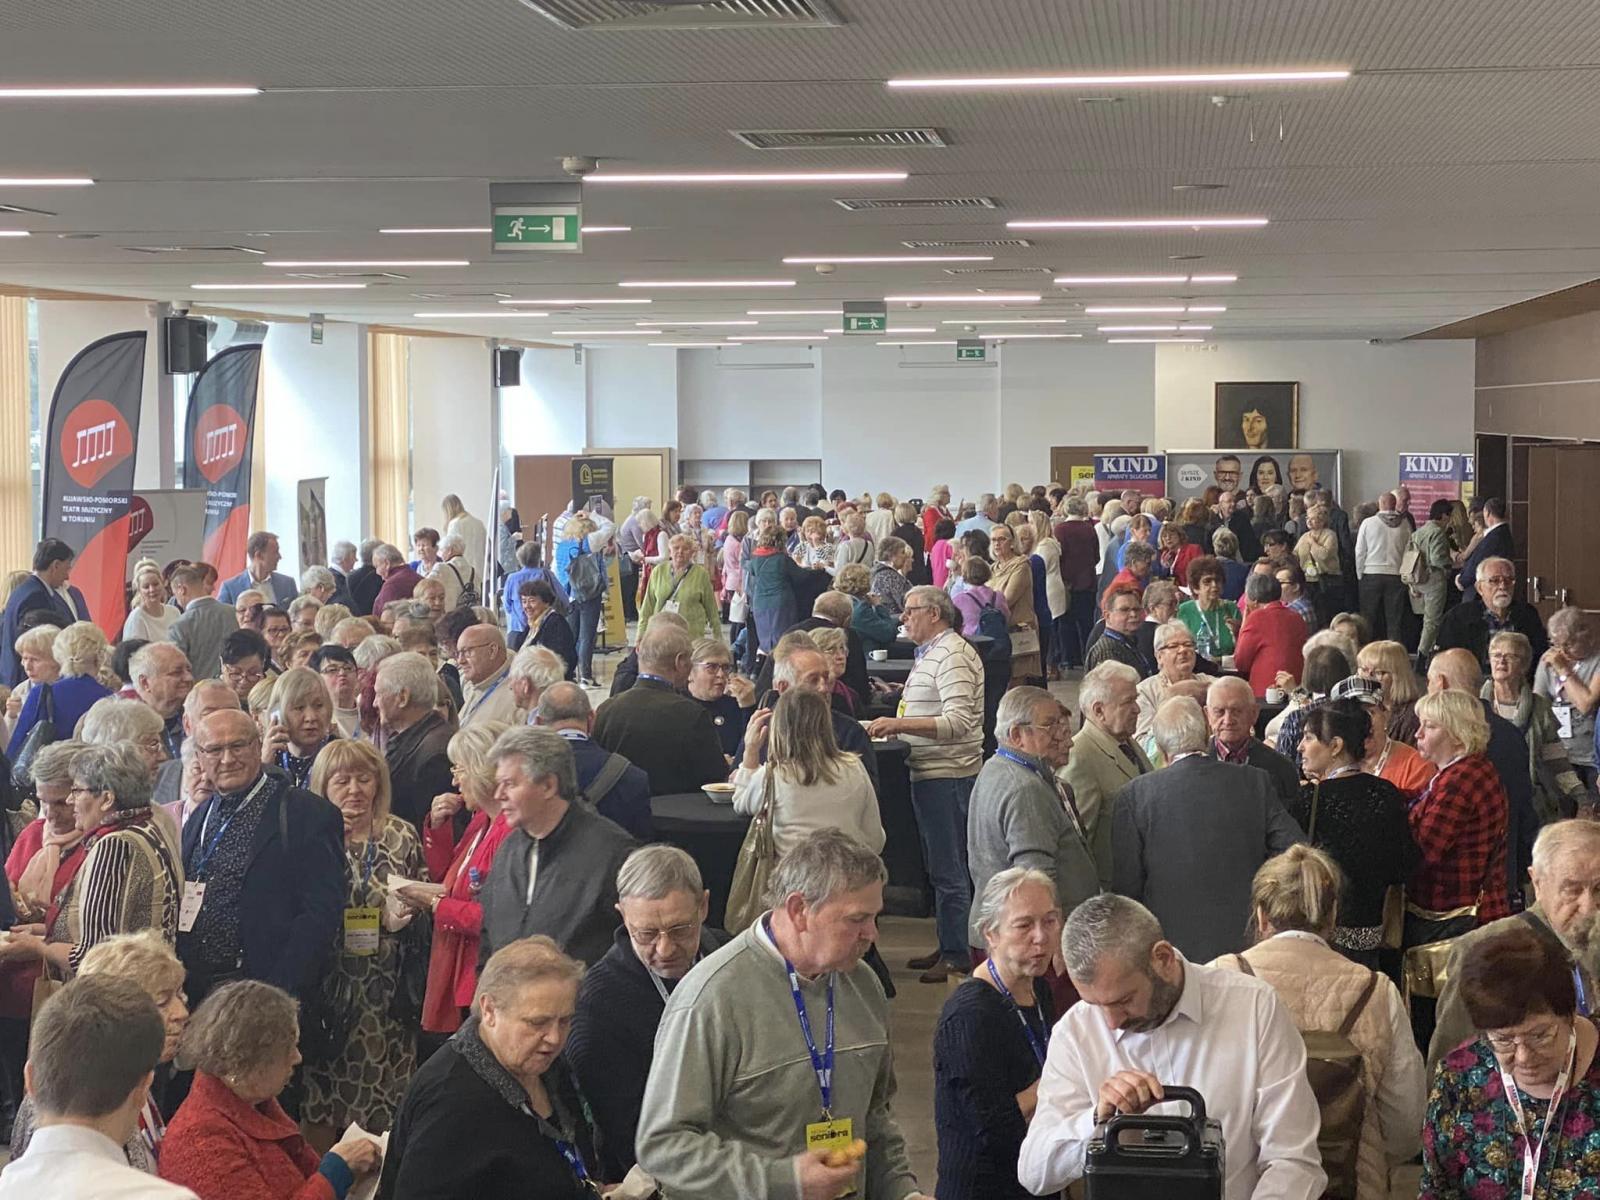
[40,330,147,634]
[181,343,262,574]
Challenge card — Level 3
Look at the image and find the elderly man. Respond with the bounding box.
[286,594,322,635]
[1437,554,1548,676]
[1275,560,1317,630]
[1085,585,1152,676]
[735,633,879,792]
[637,829,929,1200]
[1112,697,1303,962]
[508,643,567,720]
[456,623,519,728]
[1205,675,1300,805]
[327,539,357,604]
[0,539,89,685]
[1354,490,1412,643]
[1018,894,1325,1200]
[1233,573,1307,699]
[1430,819,1600,1067]
[568,846,730,1180]
[153,679,239,815]
[217,530,296,607]
[374,651,456,833]
[956,493,1000,539]
[130,643,194,758]
[298,565,338,607]
[178,708,344,1007]
[753,591,870,706]
[1060,661,1151,887]
[430,532,478,610]
[169,563,237,680]
[535,682,653,839]
[346,538,383,616]
[866,585,983,984]
[478,727,637,966]
[594,624,729,796]
[967,686,1095,966]
[371,542,423,613]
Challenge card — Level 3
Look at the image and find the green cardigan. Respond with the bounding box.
[639,562,722,641]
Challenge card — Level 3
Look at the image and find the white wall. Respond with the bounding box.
[36,300,165,490]
[506,347,585,455]
[588,345,680,449]
[409,335,493,523]
[1153,340,1475,506]
[997,342,1157,484]
[262,321,367,572]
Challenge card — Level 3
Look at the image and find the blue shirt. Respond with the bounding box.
[954,513,998,540]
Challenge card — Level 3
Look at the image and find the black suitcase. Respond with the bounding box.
[1084,1085,1225,1200]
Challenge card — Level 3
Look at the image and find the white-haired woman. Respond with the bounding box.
[430,532,479,610]
[6,621,111,761]
[637,533,720,643]
[922,484,953,553]
[1135,621,1217,746]
[122,560,177,644]
[4,624,60,740]
[261,666,338,790]
[1485,630,1589,821]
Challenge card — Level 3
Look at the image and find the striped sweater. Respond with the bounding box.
[66,813,181,971]
[899,629,984,780]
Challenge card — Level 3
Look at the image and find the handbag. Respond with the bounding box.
[11,683,56,793]
[728,591,748,625]
[1010,626,1042,657]
[724,768,778,934]
[30,961,63,1026]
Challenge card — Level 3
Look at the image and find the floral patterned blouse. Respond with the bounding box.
[1421,1023,1600,1199]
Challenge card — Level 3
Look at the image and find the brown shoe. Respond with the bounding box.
[906,950,941,971]
[919,962,951,984]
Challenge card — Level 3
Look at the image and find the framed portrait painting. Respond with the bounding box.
[1214,381,1300,450]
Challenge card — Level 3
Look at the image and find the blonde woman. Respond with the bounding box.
[1295,504,1346,626]
[793,514,836,572]
[441,493,488,580]
[922,483,954,552]
[313,602,353,641]
[1357,639,1425,745]
[638,533,720,643]
[6,621,110,759]
[865,492,898,544]
[122,560,177,644]
[732,687,882,857]
[835,510,874,569]
[556,514,606,687]
[262,666,337,790]
[4,624,60,739]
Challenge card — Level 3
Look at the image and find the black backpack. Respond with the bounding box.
[974,597,1011,660]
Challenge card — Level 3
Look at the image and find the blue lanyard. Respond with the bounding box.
[553,1139,593,1189]
[192,775,268,879]
[766,916,835,1117]
[638,672,673,686]
[1102,629,1153,674]
[985,959,1048,1065]
[465,673,506,715]
[1577,967,1590,1017]
[353,839,378,889]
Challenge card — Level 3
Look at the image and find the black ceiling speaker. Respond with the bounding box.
[162,315,209,375]
[494,346,522,387]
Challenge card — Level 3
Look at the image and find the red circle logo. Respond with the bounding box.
[193,404,246,484]
[60,399,133,490]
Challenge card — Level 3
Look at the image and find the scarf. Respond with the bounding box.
[17,823,84,915]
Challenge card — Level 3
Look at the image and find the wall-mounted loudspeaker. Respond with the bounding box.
[163,316,209,375]
[493,347,522,387]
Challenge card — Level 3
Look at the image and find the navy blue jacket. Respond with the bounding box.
[0,575,89,686]
[565,733,654,841]
[178,768,345,998]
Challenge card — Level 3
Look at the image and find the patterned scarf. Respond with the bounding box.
[17,822,84,915]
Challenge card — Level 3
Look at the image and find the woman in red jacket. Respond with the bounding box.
[921,483,952,551]
[161,980,381,1200]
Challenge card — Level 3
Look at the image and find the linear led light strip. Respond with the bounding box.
[1085,305,1226,314]
[501,298,650,306]
[551,329,662,336]
[1099,324,1214,332]
[0,177,94,186]
[640,320,758,327]
[1011,218,1267,230]
[380,226,631,234]
[887,69,1350,90]
[0,86,260,98]
[885,293,1040,303]
[783,254,993,264]
[1056,274,1238,284]
[823,326,935,334]
[979,333,1082,339]
[880,340,956,346]
[264,259,468,268]
[414,311,550,317]
[747,309,837,316]
[941,318,1068,325]
[729,335,827,341]
[0,230,29,238]
[649,342,730,348]
[193,282,366,290]
[1108,337,1206,343]
[620,280,795,289]
[588,171,907,184]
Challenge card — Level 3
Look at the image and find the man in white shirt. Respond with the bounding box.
[0,975,198,1199]
[1018,893,1325,1200]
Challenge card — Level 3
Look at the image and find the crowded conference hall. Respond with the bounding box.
[3,5,1600,1200]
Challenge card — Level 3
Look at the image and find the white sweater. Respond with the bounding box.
[731,755,885,857]
[1353,512,1412,578]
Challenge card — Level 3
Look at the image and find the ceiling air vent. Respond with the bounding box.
[125,244,268,255]
[834,196,997,212]
[0,203,55,217]
[944,266,1054,276]
[732,127,946,150]
[284,271,408,281]
[519,0,843,31]
[903,237,1032,250]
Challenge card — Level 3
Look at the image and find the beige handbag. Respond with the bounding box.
[724,769,778,933]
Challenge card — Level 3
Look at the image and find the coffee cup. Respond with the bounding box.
[1265,687,1286,704]
[869,649,888,661]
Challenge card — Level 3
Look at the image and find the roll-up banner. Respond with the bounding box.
[1398,452,1475,514]
[181,344,262,574]
[40,331,147,635]
[1166,449,1344,505]
[296,478,328,578]
[1094,454,1167,498]
[571,456,615,514]
[127,489,209,578]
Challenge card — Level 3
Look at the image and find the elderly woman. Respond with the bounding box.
[411,576,447,623]
[720,509,749,616]
[793,514,836,573]
[1212,846,1424,1200]
[952,557,1010,687]
[990,523,1042,686]
[1270,641,1357,759]
[1211,526,1251,602]
[1357,638,1425,746]
[313,645,363,739]
[379,937,600,1197]
[890,502,928,585]
[745,523,813,659]
[1537,605,1600,791]
[1178,556,1241,661]
[1286,700,1418,965]
[638,532,720,642]
[732,687,882,861]
[280,630,323,671]
[511,579,577,678]
[1420,922,1600,1199]
[834,562,897,656]
[933,868,1062,1200]
[1014,522,1055,675]
[810,625,861,716]
[300,739,427,1141]
[1406,689,1511,948]
[123,561,177,644]
[1351,676,1436,797]
[686,638,752,760]
[1296,505,1346,626]
[160,979,382,1198]
[834,510,874,570]
[6,620,111,761]
[288,593,323,634]
[1133,578,1182,667]
[9,930,189,1170]
[1156,521,1201,587]
[1485,630,1589,821]
[259,666,337,790]
[332,616,377,650]
[870,535,914,616]
[1135,621,1218,746]
[4,623,60,739]
[81,696,168,776]
[314,602,353,642]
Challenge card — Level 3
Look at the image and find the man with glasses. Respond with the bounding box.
[456,623,520,728]
[177,709,344,1011]
[1437,555,1549,678]
[685,638,754,761]
[217,629,271,706]
[1085,586,1153,677]
[568,845,728,1181]
[534,682,652,839]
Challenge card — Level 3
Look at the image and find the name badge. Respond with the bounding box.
[1555,703,1576,741]
[179,881,206,933]
[662,600,681,615]
[806,1118,859,1197]
[344,906,381,956]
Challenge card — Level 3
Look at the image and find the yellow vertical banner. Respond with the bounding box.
[601,553,626,649]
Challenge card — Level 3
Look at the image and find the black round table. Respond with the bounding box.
[889,633,993,659]
[865,658,913,684]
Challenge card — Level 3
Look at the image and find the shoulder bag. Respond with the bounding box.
[11,684,56,794]
[724,767,778,933]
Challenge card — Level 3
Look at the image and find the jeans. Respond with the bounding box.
[567,597,602,679]
[910,774,976,960]
[619,560,639,623]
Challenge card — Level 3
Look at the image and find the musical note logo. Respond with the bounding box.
[191,404,248,484]
[59,400,132,490]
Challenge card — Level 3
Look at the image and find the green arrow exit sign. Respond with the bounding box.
[956,339,987,361]
[492,205,582,252]
[842,300,887,335]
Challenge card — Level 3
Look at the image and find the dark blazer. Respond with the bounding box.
[1206,737,1300,807]
[1436,595,1548,679]
[217,569,297,607]
[347,564,383,616]
[592,678,728,796]
[1111,754,1304,962]
[1484,701,1538,909]
[329,567,355,610]
[566,733,654,840]
[384,711,456,834]
[1457,521,1515,593]
[0,575,89,686]
[752,615,871,703]
[178,769,345,999]
[513,611,578,679]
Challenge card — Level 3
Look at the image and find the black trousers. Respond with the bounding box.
[1359,573,1410,645]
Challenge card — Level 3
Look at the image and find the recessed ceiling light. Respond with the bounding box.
[1010,217,1268,230]
[941,318,1069,325]
[979,332,1083,339]
[264,259,468,268]
[781,254,993,264]
[1099,324,1181,332]
[551,329,662,336]
[620,280,795,289]
[1108,337,1205,343]
[1086,305,1226,314]
[413,311,549,317]
[641,320,758,327]
[192,282,366,290]
[0,230,29,238]
[729,335,827,341]
[381,226,490,234]
[500,298,651,306]
[878,340,957,346]
[589,171,908,184]
[886,69,1350,90]
[581,225,631,233]
[0,177,94,187]
[0,86,260,99]
[885,293,1040,303]
[1056,275,1188,285]
[1178,325,1214,331]
[822,326,935,334]
[1186,305,1228,313]
[1189,275,1238,283]
[747,309,837,315]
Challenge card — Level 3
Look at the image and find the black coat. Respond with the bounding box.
[1457,521,1515,593]
[1436,596,1548,679]
[385,711,456,833]
[592,678,728,796]
[347,563,383,617]
[511,611,578,679]
[1206,737,1301,807]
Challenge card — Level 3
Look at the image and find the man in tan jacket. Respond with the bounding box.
[1059,661,1151,887]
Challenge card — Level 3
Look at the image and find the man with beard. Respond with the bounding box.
[1429,819,1600,1068]
[1019,893,1325,1200]
[1436,555,1548,677]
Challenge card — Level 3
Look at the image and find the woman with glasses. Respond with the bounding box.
[990,523,1043,687]
[1357,639,1426,747]
[1421,921,1600,1199]
[1537,606,1600,793]
[5,620,110,762]
[1177,556,1241,662]
[232,589,267,633]
[1134,621,1218,747]
[1485,631,1589,822]
[685,639,751,761]
[312,644,363,739]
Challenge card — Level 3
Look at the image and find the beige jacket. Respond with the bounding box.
[1211,933,1425,1200]
[1057,718,1151,887]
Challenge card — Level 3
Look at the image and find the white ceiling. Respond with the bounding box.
[4,0,1600,342]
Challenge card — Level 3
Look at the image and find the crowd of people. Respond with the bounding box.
[0,472,1595,1200]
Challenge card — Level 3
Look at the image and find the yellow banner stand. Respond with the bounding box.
[599,553,626,650]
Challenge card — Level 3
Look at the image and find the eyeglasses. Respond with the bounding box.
[457,642,500,657]
[627,922,700,948]
[65,786,99,799]
[1482,575,1516,586]
[903,604,935,616]
[693,662,732,675]
[196,739,258,760]
[1158,642,1196,653]
[1485,1021,1565,1055]
[320,664,358,678]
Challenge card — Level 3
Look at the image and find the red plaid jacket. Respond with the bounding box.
[1407,753,1510,921]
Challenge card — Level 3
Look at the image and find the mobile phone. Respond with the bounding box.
[269,709,283,727]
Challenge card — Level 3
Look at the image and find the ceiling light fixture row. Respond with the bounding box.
[1056,274,1237,285]
[885,68,1350,90]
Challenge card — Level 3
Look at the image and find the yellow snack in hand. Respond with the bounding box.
[822,1139,868,1168]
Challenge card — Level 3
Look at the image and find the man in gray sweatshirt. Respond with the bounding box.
[637,830,929,1200]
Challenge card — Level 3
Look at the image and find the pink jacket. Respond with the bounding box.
[721,535,744,600]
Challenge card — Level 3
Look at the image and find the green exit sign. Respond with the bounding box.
[844,313,886,333]
[493,206,582,252]
[956,339,987,361]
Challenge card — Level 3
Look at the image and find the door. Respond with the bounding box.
[1050,444,1147,491]
[1524,444,1600,619]
[512,454,578,566]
